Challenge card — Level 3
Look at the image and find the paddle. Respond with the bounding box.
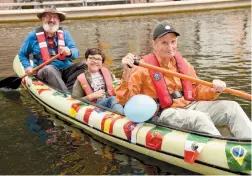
[124,94,157,123]
[0,53,61,89]
[134,60,252,100]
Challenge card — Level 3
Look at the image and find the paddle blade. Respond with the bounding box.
[0,77,22,89]
[124,94,157,123]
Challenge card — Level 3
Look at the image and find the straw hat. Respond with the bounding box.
[37,6,66,22]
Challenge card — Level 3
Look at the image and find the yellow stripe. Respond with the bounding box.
[104,118,113,133]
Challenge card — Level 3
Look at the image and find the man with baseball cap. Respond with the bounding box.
[115,22,252,138]
[18,6,86,92]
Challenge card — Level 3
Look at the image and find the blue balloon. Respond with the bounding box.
[124,94,157,123]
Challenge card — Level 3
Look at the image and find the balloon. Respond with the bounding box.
[124,94,157,123]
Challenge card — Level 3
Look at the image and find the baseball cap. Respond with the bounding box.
[153,23,180,40]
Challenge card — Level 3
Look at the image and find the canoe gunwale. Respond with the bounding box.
[23,82,250,175]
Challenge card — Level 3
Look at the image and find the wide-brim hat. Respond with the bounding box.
[37,7,66,22]
[153,22,180,40]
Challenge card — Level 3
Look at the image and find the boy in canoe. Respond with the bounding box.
[72,48,124,114]
[115,22,252,138]
[18,7,86,92]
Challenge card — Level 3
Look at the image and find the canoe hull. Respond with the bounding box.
[13,55,251,175]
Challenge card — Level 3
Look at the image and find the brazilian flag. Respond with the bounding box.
[226,142,251,171]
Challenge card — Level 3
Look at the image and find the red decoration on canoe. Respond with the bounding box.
[71,103,82,113]
[146,127,171,151]
[123,121,137,141]
[33,81,44,86]
[101,114,116,133]
[83,108,95,124]
[38,88,50,94]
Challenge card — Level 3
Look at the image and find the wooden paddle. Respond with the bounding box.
[0,53,61,89]
[134,60,252,100]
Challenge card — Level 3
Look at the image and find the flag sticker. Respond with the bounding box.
[69,102,88,117]
[146,126,171,150]
[184,134,210,164]
[230,145,247,166]
[226,142,251,171]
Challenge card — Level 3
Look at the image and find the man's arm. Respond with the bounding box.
[64,30,79,60]
[18,32,33,70]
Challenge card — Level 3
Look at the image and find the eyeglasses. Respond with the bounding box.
[88,56,103,62]
[43,14,59,20]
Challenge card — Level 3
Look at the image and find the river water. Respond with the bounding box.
[0,7,251,174]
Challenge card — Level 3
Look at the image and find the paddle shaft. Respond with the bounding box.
[20,53,61,79]
[135,60,252,100]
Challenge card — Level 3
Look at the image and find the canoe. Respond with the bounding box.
[13,55,251,175]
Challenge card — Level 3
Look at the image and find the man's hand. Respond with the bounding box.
[60,46,72,56]
[25,67,33,75]
[211,79,226,93]
[121,53,135,71]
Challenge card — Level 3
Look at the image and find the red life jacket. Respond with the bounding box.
[35,27,65,62]
[142,52,194,109]
[77,67,115,103]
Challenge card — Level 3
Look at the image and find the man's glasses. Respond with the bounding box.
[88,56,103,62]
[43,14,59,20]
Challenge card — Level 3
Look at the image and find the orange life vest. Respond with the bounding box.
[142,52,194,109]
[35,27,65,62]
[77,67,115,103]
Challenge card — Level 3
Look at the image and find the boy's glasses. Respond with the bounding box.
[88,56,103,62]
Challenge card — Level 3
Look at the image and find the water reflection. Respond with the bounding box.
[42,115,163,175]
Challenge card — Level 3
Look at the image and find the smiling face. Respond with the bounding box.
[152,33,178,62]
[86,54,103,73]
[42,13,60,34]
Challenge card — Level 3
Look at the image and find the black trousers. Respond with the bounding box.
[36,61,87,92]
[61,61,87,92]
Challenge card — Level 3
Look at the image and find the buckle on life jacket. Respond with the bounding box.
[33,53,56,60]
[171,91,184,99]
[33,54,41,60]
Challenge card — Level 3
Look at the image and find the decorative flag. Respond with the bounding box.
[37,88,50,94]
[69,102,88,117]
[34,81,50,94]
[123,121,137,141]
[101,114,123,134]
[146,127,171,150]
[52,91,69,98]
[184,134,210,164]
[225,142,251,171]
[67,97,76,101]
[83,108,95,124]
[33,81,44,86]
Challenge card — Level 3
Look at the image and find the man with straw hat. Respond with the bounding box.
[18,6,86,92]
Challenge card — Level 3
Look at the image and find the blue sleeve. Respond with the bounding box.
[18,31,34,70]
[64,30,79,60]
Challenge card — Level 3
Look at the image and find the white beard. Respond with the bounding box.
[43,23,59,33]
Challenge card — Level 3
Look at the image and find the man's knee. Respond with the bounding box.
[159,109,214,130]
[217,100,240,115]
[187,111,211,128]
[39,65,58,75]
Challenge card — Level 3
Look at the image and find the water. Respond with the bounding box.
[0,7,251,174]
